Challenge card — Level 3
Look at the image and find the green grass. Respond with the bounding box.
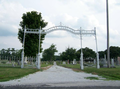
[0,64,21,67]
[84,67,120,80]
[59,64,80,69]
[85,77,99,80]
[60,64,120,80]
[0,67,40,82]
[0,64,51,82]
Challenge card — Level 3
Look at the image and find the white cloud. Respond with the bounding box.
[0,36,22,50]
[83,0,105,13]
[0,0,120,54]
[0,0,35,36]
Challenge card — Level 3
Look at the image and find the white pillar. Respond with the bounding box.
[36,54,38,68]
[81,52,84,70]
[37,26,41,69]
[37,53,40,69]
[97,53,100,69]
[21,26,26,68]
[21,50,24,68]
[80,27,84,70]
[94,27,100,69]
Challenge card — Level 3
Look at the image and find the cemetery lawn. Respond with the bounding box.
[41,64,52,67]
[84,67,120,80]
[60,64,120,80]
[0,64,52,82]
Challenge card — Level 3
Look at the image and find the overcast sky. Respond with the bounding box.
[0,0,120,54]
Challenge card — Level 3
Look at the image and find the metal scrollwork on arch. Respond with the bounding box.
[42,25,96,36]
[42,26,78,34]
[25,25,96,36]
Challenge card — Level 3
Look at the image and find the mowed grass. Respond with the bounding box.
[41,64,51,67]
[60,64,81,70]
[84,67,120,80]
[60,64,120,80]
[0,64,52,82]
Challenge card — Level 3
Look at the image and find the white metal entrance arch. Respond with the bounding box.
[21,24,100,70]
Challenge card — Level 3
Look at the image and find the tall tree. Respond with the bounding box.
[18,11,47,57]
[104,46,120,58]
[83,47,96,59]
[99,51,105,59]
[59,52,68,61]
[42,44,58,61]
[60,47,76,62]
[76,47,96,60]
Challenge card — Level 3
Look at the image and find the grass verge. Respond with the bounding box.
[84,67,120,80]
[0,64,52,82]
[85,77,99,80]
[60,64,120,80]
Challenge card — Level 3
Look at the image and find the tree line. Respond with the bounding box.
[0,48,22,57]
[42,44,96,62]
[1,46,120,62]
[42,44,120,62]
[99,46,120,59]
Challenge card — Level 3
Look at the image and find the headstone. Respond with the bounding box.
[111,59,115,68]
[6,61,10,64]
[68,59,69,64]
[100,58,107,68]
[94,59,96,64]
[117,57,120,65]
[73,59,76,65]
[24,57,28,64]
[100,54,107,68]
[9,58,11,63]
[54,61,56,65]
[63,61,66,64]
[36,61,38,67]
[12,62,15,67]
[30,57,33,65]
[18,60,20,65]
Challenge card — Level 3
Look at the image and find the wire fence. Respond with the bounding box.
[0,55,54,68]
[0,56,21,67]
[24,57,37,68]
[0,56,37,68]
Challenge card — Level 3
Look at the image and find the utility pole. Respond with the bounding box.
[106,0,110,68]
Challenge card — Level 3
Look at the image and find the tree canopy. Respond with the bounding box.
[42,45,120,61]
[18,11,47,57]
[0,48,22,57]
[104,46,120,58]
[98,51,105,59]
[76,47,96,60]
[59,47,76,61]
[42,44,58,61]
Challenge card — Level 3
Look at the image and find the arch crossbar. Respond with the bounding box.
[25,26,96,36]
[21,25,100,70]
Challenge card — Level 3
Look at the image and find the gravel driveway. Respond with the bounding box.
[0,65,120,87]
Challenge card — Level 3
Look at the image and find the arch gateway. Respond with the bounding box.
[21,24,100,70]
